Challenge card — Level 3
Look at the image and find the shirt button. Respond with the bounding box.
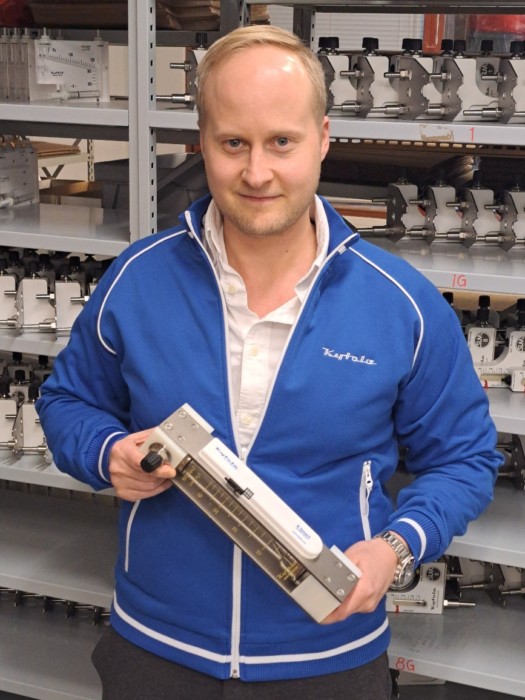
[241,414,253,426]
[227,284,237,295]
[249,345,259,357]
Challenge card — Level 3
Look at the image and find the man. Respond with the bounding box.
[37,25,502,700]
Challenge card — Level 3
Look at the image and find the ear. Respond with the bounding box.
[320,116,330,161]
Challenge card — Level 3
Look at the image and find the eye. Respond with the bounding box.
[226,138,242,149]
[275,137,290,147]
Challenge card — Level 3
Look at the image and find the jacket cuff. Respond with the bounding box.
[384,513,442,566]
[86,429,127,489]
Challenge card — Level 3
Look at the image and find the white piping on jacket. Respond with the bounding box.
[112,593,388,668]
[113,593,232,664]
[241,617,389,665]
[124,501,140,572]
[98,430,125,483]
[398,516,427,560]
[96,229,187,354]
[348,247,425,369]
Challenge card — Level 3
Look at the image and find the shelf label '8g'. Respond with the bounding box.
[394,656,416,673]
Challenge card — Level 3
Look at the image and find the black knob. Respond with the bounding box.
[480,39,493,54]
[454,39,467,54]
[479,295,490,308]
[441,39,454,54]
[401,38,421,53]
[362,37,379,53]
[195,32,208,47]
[510,40,525,56]
[14,369,26,383]
[140,451,164,473]
[318,36,339,52]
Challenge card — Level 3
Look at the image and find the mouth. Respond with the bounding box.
[238,193,280,204]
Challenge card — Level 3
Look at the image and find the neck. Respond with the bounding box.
[223,213,318,317]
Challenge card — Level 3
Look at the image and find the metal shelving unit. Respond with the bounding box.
[0,0,524,697]
[0,454,113,493]
[388,597,525,697]
[0,3,239,698]
[0,602,104,700]
[448,482,525,568]
[244,1,524,697]
[0,329,66,357]
[0,203,130,256]
[0,490,117,608]
[0,489,117,699]
[370,239,525,296]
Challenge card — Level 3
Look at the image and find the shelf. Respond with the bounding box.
[149,104,200,132]
[0,100,128,128]
[0,489,117,608]
[365,238,525,295]
[249,0,525,10]
[0,454,114,494]
[0,329,67,357]
[0,600,103,700]
[388,596,525,697]
[49,28,222,47]
[488,390,525,435]
[0,204,130,257]
[39,153,89,169]
[447,482,525,568]
[329,118,525,148]
[148,109,525,149]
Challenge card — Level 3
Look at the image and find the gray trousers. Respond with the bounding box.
[92,626,393,700]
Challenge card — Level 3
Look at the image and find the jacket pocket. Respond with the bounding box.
[359,460,374,540]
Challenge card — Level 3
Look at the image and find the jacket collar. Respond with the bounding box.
[180,193,360,256]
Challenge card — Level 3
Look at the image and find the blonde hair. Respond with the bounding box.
[196,25,327,128]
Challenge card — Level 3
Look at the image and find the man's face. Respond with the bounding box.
[200,46,330,241]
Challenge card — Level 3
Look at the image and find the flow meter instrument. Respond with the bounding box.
[140,404,361,623]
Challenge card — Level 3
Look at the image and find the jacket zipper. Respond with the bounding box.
[230,546,242,678]
[360,460,373,540]
[185,210,359,677]
[186,214,245,678]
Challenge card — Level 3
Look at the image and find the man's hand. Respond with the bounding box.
[322,537,400,624]
[109,430,177,502]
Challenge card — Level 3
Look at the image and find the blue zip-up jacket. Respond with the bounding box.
[37,195,502,681]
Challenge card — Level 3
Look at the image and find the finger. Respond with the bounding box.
[153,463,177,479]
[116,478,174,502]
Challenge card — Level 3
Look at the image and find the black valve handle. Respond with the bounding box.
[140,451,164,473]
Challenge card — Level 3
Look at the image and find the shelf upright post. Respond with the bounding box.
[224,0,248,32]
[128,0,158,240]
[292,7,316,48]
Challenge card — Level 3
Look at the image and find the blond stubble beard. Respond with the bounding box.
[221,187,320,240]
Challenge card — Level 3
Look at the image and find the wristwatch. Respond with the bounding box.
[374,531,416,590]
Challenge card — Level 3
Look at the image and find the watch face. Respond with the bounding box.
[390,564,418,592]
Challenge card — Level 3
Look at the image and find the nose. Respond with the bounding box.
[241,147,273,189]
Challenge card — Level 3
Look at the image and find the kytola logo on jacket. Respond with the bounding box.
[322,347,377,365]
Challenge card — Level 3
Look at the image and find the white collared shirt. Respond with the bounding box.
[202,196,329,457]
